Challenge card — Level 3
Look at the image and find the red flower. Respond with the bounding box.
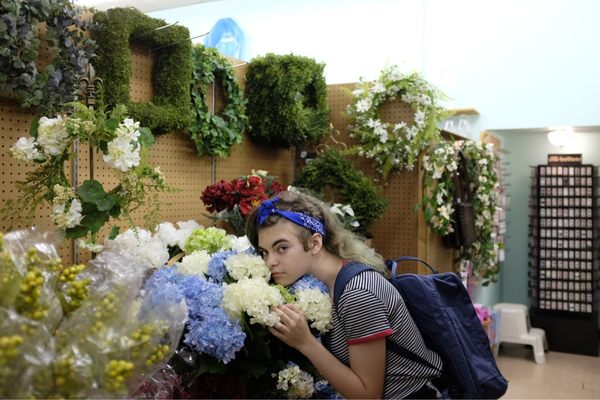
[239,194,268,216]
[201,172,284,219]
[267,180,285,195]
[201,180,236,212]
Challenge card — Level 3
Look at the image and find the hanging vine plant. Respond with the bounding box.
[421,139,501,285]
[245,53,329,149]
[0,0,96,115]
[190,44,249,157]
[293,148,388,236]
[93,7,193,134]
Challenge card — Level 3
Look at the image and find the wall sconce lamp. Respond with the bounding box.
[547,127,574,147]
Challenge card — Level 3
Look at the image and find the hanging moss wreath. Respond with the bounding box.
[190,44,249,157]
[294,148,388,236]
[245,53,328,149]
[93,8,193,134]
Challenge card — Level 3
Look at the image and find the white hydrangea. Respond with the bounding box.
[224,253,270,281]
[178,250,211,277]
[10,137,44,162]
[294,288,333,334]
[155,222,180,247]
[108,227,153,249]
[37,115,70,156]
[102,119,142,172]
[221,277,283,326]
[52,198,83,229]
[104,228,169,269]
[274,363,315,399]
[103,136,141,172]
[229,235,253,253]
[135,238,170,269]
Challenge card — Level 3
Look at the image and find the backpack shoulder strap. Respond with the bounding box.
[333,261,372,310]
[333,261,440,372]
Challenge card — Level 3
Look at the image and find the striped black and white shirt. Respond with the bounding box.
[323,265,443,399]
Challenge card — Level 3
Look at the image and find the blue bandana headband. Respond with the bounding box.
[257,198,327,237]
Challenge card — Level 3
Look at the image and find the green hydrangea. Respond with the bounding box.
[184,227,230,255]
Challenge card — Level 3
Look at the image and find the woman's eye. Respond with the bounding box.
[276,246,287,254]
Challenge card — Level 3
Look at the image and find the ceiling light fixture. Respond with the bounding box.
[547,127,574,147]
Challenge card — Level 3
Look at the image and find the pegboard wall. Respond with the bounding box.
[0,41,452,272]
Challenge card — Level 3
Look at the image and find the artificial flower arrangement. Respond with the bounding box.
[2,103,171,250]
[421,139,501,285]
[113,224,339,399]
[330,203,360,231]
[201,170,285,236]
[0,227,187,399]
[346,64,449,181]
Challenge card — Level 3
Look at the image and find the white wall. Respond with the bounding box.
[151,0,600,136]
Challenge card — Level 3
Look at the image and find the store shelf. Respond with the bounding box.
[447,107,480,116]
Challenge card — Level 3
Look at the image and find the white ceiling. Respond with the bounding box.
[72,0,219,13]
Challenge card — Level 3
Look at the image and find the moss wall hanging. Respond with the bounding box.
[294,148,388,236]
[190,44,249,157]
[245,53,328,149]
[93,8,193,134]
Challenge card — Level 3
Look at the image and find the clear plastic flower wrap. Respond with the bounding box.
[0,227,188,399]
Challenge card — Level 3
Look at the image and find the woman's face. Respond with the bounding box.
[257,220,315,286]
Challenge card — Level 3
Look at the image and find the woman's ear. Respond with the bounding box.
[309,233,323,255]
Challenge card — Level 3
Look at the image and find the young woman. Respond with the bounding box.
[246,190,444,399]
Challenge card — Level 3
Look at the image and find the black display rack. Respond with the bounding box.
[528,161,599,356]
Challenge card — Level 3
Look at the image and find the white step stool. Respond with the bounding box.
[492,303,548,364]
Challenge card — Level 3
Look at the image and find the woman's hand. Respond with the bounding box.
[269,303,314,350]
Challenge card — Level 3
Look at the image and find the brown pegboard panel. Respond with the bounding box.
[0,98,74,264]
[214,136,295,185]
[130,44,155,102]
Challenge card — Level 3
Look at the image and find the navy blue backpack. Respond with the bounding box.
[334,256,508,399]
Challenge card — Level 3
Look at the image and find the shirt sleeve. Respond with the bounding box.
[338,285,393,345]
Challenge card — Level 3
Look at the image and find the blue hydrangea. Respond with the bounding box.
[289,274,328,295]
[141,267,186,317]
[184,307,246,364]
[314,380,344,399]
[143,266,247,364]
[207,249,236,283]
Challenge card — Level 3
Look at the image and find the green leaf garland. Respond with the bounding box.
[190,45,249,157]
